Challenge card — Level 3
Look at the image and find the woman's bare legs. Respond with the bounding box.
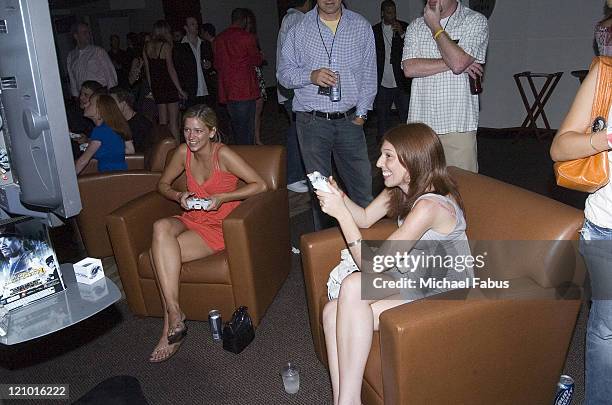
[254,97,264,145]
[323,273,406,405]
[167,102,181,143]
[148,248,172,361]
[323,300,341,405]
[148,217,214,361]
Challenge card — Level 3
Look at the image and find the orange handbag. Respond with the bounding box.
[554,56,612,193]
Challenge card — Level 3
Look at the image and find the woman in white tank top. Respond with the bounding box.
[315,123,472,405]
[551,57,612,405]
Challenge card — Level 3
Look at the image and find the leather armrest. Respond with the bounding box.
[80,159,98,175]
[77,171,162,257]
[79,155,144,176]
[106,191,181,315]
[378,291,581,404]
[300,219,397,362]
[126,154,145,170]
[107,190,181,259]
[223,189,291,324]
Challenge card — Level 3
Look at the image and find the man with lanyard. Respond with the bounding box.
[277,0,376,230]
[174,16,213,110]
[402,0,488,172]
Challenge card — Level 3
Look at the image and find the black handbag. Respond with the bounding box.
[222,306,255,354]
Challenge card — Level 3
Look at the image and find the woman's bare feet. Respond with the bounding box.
[149,340,183,362]
[167,309,187,344]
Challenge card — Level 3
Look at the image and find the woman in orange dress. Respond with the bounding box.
[148,105,267,362]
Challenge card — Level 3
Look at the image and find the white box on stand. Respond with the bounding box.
[74,258,104,285]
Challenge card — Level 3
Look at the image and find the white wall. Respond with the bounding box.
[201,0,279,87]
[343,0,604,129]
[479,0,602,128]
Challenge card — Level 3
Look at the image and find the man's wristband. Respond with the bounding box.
[433,28,445,40]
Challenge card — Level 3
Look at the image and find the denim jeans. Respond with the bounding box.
[375,85,409,139]
[296,111,373,230]
[580,219,612,405]
[284,100,306,185]
[227,100,256,145]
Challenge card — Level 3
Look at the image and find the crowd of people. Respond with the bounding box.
[60,0,612,403]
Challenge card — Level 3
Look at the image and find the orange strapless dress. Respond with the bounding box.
[176,143,239,251]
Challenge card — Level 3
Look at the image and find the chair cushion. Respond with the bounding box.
[137,250,231,284]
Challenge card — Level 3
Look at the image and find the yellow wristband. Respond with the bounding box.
[433,29,445,40]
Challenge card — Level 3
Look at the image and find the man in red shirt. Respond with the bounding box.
[214,8,263,145]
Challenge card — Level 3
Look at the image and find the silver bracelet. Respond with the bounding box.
[347,238,362,248]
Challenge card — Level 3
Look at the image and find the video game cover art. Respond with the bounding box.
[0,217,65,311]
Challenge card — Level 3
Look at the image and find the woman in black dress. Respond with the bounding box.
[143,20,187,142]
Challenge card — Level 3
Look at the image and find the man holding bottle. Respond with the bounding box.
[402,0,488,172]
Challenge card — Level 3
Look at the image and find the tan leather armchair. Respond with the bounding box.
[106,145,290,327]
[77,134,177,258]
[301,167,585,405]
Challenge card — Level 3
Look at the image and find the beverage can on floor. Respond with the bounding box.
[208,310,222,341]
[554,375,574,405]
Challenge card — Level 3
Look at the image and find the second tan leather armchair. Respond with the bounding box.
[301,167,585,405]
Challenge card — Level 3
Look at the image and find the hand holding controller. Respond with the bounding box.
[186,197,213,210]
[307,171,331,193]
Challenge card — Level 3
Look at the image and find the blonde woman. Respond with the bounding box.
[143,20,187,142]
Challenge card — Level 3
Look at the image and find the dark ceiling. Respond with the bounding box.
[48,0,102,10]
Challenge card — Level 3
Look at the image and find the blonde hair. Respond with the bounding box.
[183,104,219,142]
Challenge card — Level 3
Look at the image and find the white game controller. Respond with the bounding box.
[307,171,331,193]
[186,197,212,210]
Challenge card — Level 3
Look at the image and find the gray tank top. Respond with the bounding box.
[394,193,473,300]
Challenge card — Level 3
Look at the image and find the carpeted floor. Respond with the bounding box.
[1,94,589,404]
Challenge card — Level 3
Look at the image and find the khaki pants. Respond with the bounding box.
[438,131,478,173]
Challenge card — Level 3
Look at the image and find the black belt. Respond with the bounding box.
[307,106,356,120]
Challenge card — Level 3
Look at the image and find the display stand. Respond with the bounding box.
[0,263,121,345]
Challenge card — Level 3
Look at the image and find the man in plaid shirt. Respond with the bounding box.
[402,0,488,172]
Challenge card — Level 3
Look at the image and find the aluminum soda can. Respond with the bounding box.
[330,71,341,102]
[208,309,222,341]
[554,375,574,405]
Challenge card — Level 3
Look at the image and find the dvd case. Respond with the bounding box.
[0,217,65,311]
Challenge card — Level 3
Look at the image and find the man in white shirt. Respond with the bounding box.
[66,22,117,99]
[175,16,214,110]
[372,0,411,141]
[276,0,312,193]
[402,0,488,172]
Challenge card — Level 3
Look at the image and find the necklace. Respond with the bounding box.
[316,9,342,66]
[442,3,457,32]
